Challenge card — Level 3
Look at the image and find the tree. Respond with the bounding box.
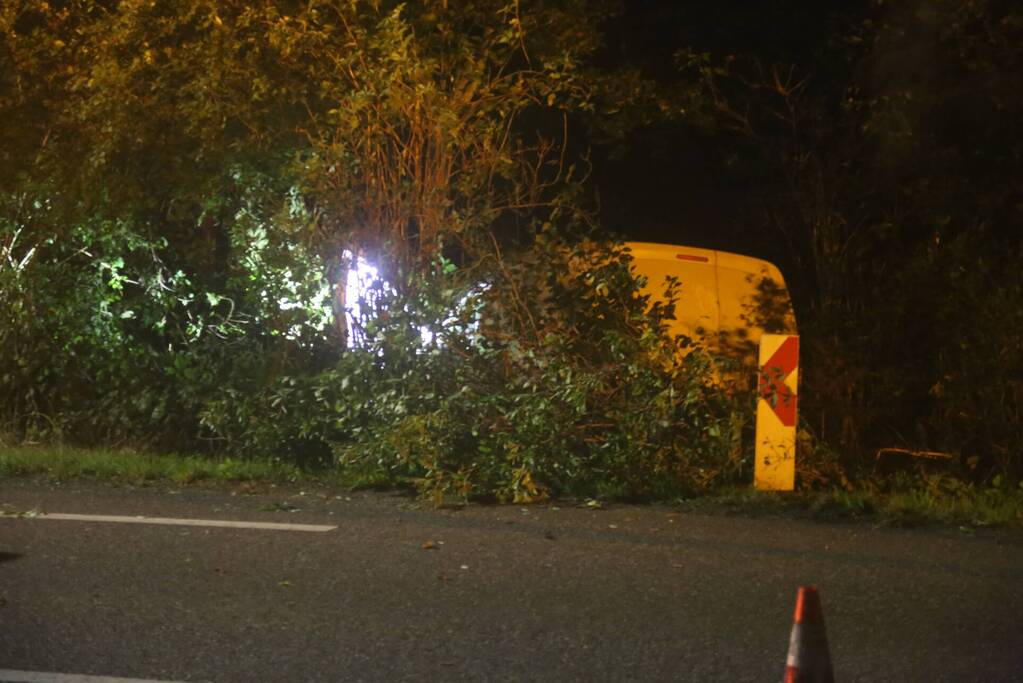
[2,1,630,346]
[0,0,653,446]
[673,0,1023,476]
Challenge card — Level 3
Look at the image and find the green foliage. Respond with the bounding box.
[0,191,333,450]
[286,0,611,266]
[5,0,743,503]
[4,0,1016,504]
[874,474,1023,528]
[1,0,617,271]
[202,234,745,503]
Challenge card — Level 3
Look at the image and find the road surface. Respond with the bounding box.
[1,479,1021,682]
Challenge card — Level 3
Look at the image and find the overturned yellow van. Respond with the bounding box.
[627,242,800,491]
[624,242,797,366]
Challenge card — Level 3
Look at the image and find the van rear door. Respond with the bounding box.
[625,242,796,365]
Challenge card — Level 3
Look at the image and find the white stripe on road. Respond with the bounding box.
[12,512,336,532]
[0,670,188,683]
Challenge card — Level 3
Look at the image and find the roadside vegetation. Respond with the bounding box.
[0,443,307,486]
[1,2,1019,517]
[682,479,1023,529]
[4,442,1021,529]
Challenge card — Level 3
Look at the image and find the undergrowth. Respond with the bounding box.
[680,477,1023,529]
[201,234,747,503]
[3,444,1020,529]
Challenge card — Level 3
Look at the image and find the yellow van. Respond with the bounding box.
[624,242,797,367]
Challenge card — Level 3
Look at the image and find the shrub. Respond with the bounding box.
[203,232,748,502]
[0,209,332,451]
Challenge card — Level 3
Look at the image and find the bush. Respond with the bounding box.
[0,208,333,451]
[203,232,748,502]
[4,202,750,502]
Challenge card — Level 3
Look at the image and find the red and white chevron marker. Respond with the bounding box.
[784,586,834,683]
[755,334,799,490]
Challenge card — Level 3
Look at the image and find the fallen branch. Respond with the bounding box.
[875,447,954,461]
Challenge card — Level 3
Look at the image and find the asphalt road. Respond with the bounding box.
[1,479,1021,682]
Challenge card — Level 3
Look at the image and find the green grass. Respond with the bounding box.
[3,444,1021,528]
[676,481,1023,529]
[878,486,1023,527]
[0,444,312,486]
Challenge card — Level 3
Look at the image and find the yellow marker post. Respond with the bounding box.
[755,334,799,491]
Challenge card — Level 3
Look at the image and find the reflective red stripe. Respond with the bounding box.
[759,336,799,427]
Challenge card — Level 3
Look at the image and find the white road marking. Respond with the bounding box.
[10,512,336,532]
[0,671,189,683]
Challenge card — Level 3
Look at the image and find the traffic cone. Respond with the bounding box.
[783,585,834,683]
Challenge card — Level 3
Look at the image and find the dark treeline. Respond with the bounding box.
[597,1,1022,480]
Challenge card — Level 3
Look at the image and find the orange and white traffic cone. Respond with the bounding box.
[783,585,834,683]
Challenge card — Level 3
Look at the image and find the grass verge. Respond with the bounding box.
[677,482,1023,529]
[2,445,1021,528]
[0,444,312,486]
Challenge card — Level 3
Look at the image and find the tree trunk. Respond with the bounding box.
[325,251,350,349]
